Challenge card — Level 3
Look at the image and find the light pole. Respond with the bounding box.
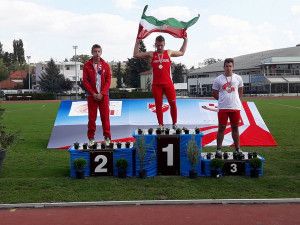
[27,56,31,91]
[73,45,78,100]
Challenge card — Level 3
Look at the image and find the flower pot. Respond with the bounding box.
[92,143,97,150]
[117,143,122,149]
[189,169,197,178]
[248,152,253,159]
[138,169,147,178]
[125,142,131,148]
[75,170,85,179]
[82,143,88,150]
[184,129,189,134]
[195,128,200,134]
[176,129,181,134]
[101,143,106,149]
[165,128,170,135]
[207,153,212,159]
[148,128,153,135]
[117,168,127,178]
[109,143,114,149]
[74,143,80,150]
[223,152,228,160]
[0,149,6,173]
[156,129,162,135]
[138,129,143,135]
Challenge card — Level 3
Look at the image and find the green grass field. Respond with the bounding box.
[0,98,299,203]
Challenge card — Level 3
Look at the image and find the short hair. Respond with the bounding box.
[155,35,165,42]
[224,58,234,67]
[91,44,102,52]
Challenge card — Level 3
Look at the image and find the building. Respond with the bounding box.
[0,70,27,90]
[187,45,300,96]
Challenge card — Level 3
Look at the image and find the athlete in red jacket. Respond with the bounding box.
[133,35,187,128]
[83,44,111,146]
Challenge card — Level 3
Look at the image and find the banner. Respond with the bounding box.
[48,99,276,148]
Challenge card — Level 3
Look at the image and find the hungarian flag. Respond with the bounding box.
[137,5,200,39]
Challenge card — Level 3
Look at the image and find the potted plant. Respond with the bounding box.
[249,157,262,178]
[223,151,229,160]
[116,158,128,178]
[183,127,189,134]
[0,107,18,174]
[73,158,87,179]
[74,141,80,150]
[138,128,143,135]
[116,142,122,149]
[206,152,212,160]
[125,142,131,148]
[195,127,200,134]
[148,128,153,135]
[82,143,88,150]
[248,152,253,159]
[176,127,182,134]
[134,136,151,178]
[109,142,114,149]
[210,158,224,178]
[187,138,200,178]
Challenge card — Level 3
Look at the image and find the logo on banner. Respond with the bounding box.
[148,103,169,113]
[68,101,122,117]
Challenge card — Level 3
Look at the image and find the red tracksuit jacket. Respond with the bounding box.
[82,58,111,96]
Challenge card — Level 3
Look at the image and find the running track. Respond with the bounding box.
[1,203,299,225]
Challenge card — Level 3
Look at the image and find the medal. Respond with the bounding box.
[157,52,164,70]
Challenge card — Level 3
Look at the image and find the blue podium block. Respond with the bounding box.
[69,147,90,178]
[180,134,203,177]
[133,134,157,177]
[201,152,265,177]
[113,147,135,177]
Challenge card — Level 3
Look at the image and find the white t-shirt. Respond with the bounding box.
[212,73,243,110]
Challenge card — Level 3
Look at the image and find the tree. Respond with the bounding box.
[13,39,25,65]
[112,61,124,88]
[38,59,73,94]
[172,63,186,83]
[0,58,9,82]
[0,42,3,58]
[124,41,150,88]
[145,76,152,91]
[203,58,222,66]
[22,72,33,89]
[70,54,90,64]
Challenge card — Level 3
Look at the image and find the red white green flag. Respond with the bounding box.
[137,5,200,39]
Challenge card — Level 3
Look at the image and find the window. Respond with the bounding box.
[66,66,70,70]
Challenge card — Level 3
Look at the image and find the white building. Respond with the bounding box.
[187,45,300,96]
[35,61,83,93]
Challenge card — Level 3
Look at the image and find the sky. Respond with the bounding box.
[1,0,300,68]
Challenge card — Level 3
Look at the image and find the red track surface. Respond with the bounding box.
[1,203,299,225]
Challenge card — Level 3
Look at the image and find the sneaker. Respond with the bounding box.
[88,139,95,147]
[172,124,178,130]
[235,148,243,153]
[105,137,111,146]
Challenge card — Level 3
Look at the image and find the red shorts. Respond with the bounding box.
[218,109,241,126]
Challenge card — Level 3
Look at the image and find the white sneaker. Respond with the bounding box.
[105,137,111,146]
[88,139,95,147]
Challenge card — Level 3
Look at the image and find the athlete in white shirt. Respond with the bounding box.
[212,58,243,154]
